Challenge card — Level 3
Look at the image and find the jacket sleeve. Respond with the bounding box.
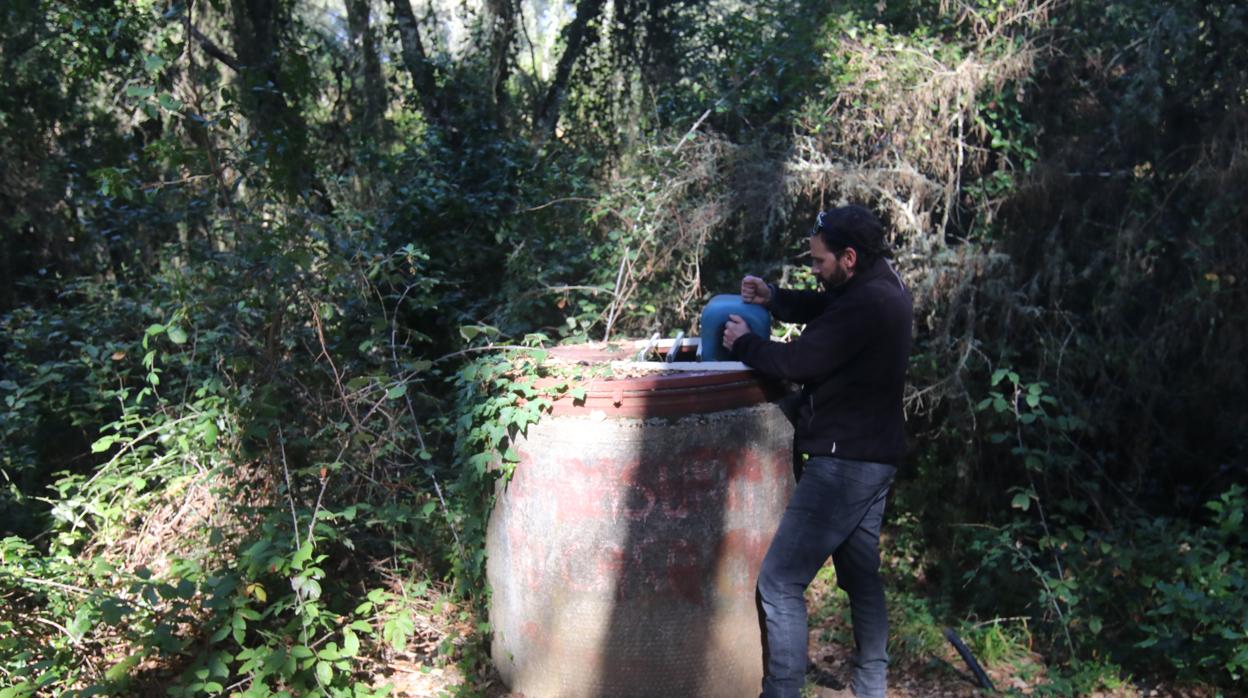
[733,295,877,383]
[766,285,829,325]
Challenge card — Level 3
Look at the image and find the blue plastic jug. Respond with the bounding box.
[699,294,771,362]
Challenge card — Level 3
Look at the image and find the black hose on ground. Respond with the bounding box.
[944,627,996,691]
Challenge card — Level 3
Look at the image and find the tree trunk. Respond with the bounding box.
[535,0,607,140]
[346,0,388,141]
[388,0,442,125]
[228,0,331,212]
[486,0,516,130]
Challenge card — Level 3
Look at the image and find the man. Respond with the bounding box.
[722,205,913,698]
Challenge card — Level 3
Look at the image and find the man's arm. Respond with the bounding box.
[731,300,876,382]
[741,274,828,324]
[767,286,830,325]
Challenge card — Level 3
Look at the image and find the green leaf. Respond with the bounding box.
[386,385,406,400]
[100,596,132,624]
[104,653,142,682]
[91,436,116,453]
[316,660,333,684]
[158,93,183,111]
[291,541,314,570]
[0,683,36,698]
[200,421,219,447]
[1011,493,1031,511]
[342,628,359,657]
[166,325,188,344]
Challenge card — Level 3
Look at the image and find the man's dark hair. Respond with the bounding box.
[811,205,891,269]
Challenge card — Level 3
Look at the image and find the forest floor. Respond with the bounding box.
[365,572,1224,698]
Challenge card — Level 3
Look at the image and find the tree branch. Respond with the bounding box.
[189,24,241,72]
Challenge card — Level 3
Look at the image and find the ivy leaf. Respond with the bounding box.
[1011,493,1031,511]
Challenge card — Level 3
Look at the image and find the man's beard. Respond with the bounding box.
[819,267,850,289]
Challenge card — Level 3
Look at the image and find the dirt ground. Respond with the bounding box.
[371,577,1225,698]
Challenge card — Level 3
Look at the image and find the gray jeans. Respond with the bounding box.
[756,456,896,698]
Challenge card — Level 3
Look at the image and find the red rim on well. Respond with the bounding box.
[537,343,784,418]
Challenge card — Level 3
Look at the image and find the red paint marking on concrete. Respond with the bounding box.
[619,483,656,521]
[654,454,720,519]
[521,621,542,644]
[719,528,774,568]
[597,541,629,583]
[707,528,776,595]
[667,538,705,605]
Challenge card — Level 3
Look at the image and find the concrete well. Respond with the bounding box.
[486,345,794,697]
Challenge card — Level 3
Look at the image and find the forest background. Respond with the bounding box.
[1,0,1245,695]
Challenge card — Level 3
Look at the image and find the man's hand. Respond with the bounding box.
[722,314,751,352]
[740,275,772,305]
